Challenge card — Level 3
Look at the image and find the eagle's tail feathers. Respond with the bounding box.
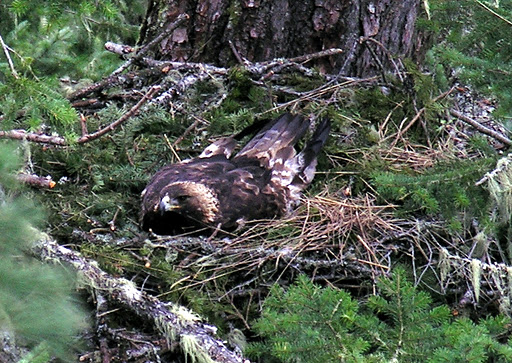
[291,117,331,188]
[199,136,237,158]
[301,117,330,166]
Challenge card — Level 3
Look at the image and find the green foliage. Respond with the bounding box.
[371,157,495,225]
[0,0,144,79]
[205,68,274,136]
[0,142,88,361]
[428,315,512,362]
[354,87,411,126]
[0,75,78,135]
[249,268,512,362]
[423,0,512,118]
[249,274,371,362]
[365,268,451,360]
[0,0,147,143]
[279,72,327,93]
[0,141,21,188]
[208,108,257,136]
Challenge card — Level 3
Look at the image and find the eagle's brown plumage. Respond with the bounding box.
[140,113,330,235]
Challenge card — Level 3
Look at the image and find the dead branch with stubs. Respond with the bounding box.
[34,231,249,363]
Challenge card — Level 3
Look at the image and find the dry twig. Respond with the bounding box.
[76,85,160,144]
[390,86,456,147]
[110,14,189,76]
[0,34,18,79]
[17,173,56,189]
[148,191,402,298]
[450,109,512,146]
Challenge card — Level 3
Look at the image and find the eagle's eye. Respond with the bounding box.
[176,195,190,203]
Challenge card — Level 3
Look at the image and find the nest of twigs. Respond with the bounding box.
[146,189,404,299]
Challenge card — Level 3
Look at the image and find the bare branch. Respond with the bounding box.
[0,34,18,79]
[111,14,189,76]
[0,129,67,145]
[287,48,343,64]
[104,41,135,56]
[34,232,249,363]
[70,15,188,101]
[17,173,56,189]
[450,109,512,146]
[68,67,164,101]
[1,87,160,146]
[77,85,160,144]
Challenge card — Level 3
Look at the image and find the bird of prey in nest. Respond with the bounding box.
[140,112,330,235]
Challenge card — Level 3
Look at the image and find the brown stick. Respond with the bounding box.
[172,116,205,148]
[77,85,160,144]
[287,48,343,64]
[79,114,88,137]
[17,173,56,189]
[450,109,512,146]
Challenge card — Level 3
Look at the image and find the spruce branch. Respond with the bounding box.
[76,85,160,144]
[34,231,249,363]
[0,86,160,146]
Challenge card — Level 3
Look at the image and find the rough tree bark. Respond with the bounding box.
[139,0,423,77]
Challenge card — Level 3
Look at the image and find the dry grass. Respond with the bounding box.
[150,189,406,298]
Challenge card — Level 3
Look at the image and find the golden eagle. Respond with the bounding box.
[141,113,330,235]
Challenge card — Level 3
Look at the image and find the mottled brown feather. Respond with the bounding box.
[140,113,330,235]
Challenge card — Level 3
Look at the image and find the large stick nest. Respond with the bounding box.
[148,192,402,293]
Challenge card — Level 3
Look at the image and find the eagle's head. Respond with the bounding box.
[154,181,219,226]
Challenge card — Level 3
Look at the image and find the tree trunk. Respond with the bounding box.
[139,0,424,77]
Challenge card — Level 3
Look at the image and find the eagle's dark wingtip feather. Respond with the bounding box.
[233,115,276,141]
[236,113,310,159]
[297,117,331,167]
[308,117,331,155]
[288,117,331,192]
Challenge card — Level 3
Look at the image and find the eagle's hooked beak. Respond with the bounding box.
[159,195,180,215]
